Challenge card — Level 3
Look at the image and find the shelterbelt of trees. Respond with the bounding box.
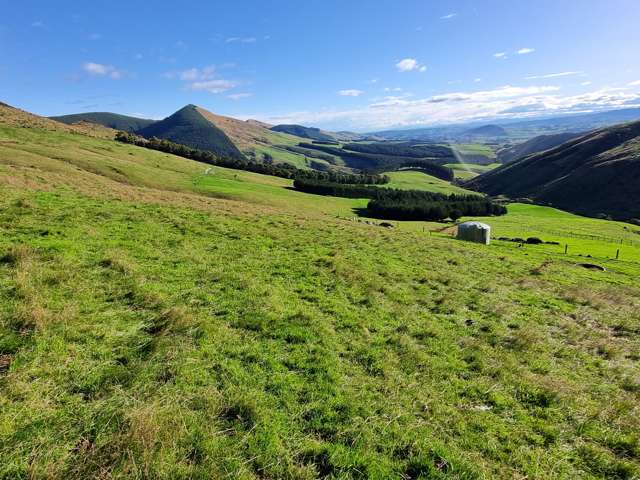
[115,132,389,184]
[293,178,507,221]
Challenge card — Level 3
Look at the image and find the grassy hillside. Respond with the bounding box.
[50,112,156,132]
[467,121,640,220]
[497,132,582,164]
[271,124,336,142]
[445,163,501,180]
[1,115,640,478]
[382,171,480,195]
[137,105,245,161]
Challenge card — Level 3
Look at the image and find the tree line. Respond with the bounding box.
[115,132,389,184]
[342,141,453,159]
[293,178,507,221]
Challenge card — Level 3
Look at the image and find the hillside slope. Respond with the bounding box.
[271,124,336,142]
[50,112,156,132]
[1,106,640,479]
[1,102,114,138]
[467,121,640,220]
[497,132,583,163]
[137,105,245,160]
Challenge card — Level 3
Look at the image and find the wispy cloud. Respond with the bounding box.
[474,78,482,83]
[629,80,640,86]
[227,92,253,100]
[188,80,238,94]
[517,47,535,55]
[525,71,582,80]
[396,58,426,73]
[82,62,124,79]
[493,52,507,59]
[164,65,239,94]
[440,13,457,19]
[226,36,257,44]
[339,89,364,97]
[581,81,592,86]
[31,21,44,28]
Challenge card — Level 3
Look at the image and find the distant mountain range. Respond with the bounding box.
[371,108,640,142]
[461,124,508,138]
[466,120,640,220]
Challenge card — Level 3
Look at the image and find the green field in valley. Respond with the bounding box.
[1,124,639,479]
[381,170,480,195]
[445,162,501,180]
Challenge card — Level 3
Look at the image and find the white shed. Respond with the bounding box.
[456,221,491,245]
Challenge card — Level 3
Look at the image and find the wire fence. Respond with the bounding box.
[496,226,640,248]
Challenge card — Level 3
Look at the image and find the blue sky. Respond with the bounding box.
[2,0,640,130]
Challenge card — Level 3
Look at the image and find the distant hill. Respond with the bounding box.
[270,124,336,142]
[137,105,244,160]
[1,101,114,138]
[466,121,640,220]
[50,112,156,132]
[497,132,583,163]
[461,124,508,138]
[370,107,640,142]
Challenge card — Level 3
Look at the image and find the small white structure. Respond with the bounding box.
[456,221,491,245]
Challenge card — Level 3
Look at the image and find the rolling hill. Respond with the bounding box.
[467,121,640,220]
[461,124,508,138]
[497,132,583,163]
[136,104,245,160]
[50,112,156,132]
[2,101,640,479]
[270,124,337,142]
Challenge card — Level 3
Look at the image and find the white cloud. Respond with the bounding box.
[396,58,426,73]
[82,62,124,79]
[164,65,239,94]
[339,89,364,97]
[525,71,582,79]
[440,13,457,19]
[474,78,482,83]
[226,36,257,44]
[493,52,507,59]
[581,81,592,86]
[260,84,640,131]
[629,80,640,86]
[227,93,253,100]
[31,21,44,28]
[188,80,237,94]
[517,47,535,55]
[384,87,403,92]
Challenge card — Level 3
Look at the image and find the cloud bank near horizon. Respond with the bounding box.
[254,85,640,131]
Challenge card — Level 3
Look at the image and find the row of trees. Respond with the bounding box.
[342,141,453,159]
[115,132,389,184]
[392,161,455,181]
[292,178,507,221]
[367,198,507,221]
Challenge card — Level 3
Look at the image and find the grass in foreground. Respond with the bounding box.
[1,187,639,479]
[1,124,640,479]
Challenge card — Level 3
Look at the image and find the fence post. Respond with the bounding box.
[616,249,620,260]
[564,244,568,255]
